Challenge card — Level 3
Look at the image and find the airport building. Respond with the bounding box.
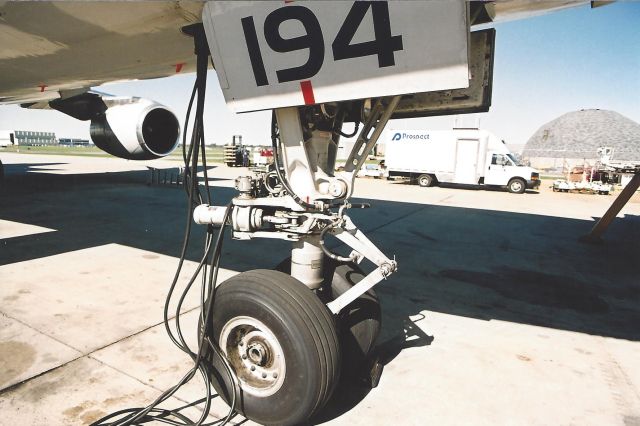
[0,130,58,146]
[0,130,90,147]
[59,138,92,147]
[522,109,640,171]
[13,130,58,146]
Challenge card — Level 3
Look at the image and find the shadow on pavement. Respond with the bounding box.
[2,165,638,338]
[2,164,639,422]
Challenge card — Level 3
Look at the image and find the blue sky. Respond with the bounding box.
[0,2,638,149]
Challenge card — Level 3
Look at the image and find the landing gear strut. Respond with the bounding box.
[195,97,399,425]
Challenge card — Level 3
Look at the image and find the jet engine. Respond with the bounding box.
[48,93,180,160]
[90,99,180,160]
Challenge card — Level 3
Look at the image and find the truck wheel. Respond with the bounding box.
[417,174,434,187]
[206,270,340,426]
[507,178,526,194]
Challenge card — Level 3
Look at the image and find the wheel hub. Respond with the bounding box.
[246,340,269,366]
[220,316,286,397]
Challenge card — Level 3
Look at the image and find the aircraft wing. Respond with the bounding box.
[0,1,203,105]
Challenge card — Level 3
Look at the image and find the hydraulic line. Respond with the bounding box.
[91,25,238,426]
[319,221,357,263]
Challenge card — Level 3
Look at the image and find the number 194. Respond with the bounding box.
[241,1,404,87]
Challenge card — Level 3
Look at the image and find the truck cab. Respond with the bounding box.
[484,149,540,193]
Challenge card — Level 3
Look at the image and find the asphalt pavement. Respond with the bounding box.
[1,153,639,425]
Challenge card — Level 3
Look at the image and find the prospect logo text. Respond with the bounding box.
[391,132,430,141]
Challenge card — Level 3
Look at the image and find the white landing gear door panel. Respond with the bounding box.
[202,1,469,112]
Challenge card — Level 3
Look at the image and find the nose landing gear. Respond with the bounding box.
[197,98,399,425]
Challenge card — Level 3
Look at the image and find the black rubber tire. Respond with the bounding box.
[275,258,381,378]
[207,270,340,426]
[417,174,434,187]
[507,178,526,194]
[330,262,381,378]
[331,263,382,370]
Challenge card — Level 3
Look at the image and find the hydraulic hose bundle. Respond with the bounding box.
[91,25,238,426]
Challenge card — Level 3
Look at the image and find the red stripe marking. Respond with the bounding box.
[300,80,315,105]
[175,63,185,73]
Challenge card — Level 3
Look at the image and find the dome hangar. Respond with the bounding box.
[522,109,640,172]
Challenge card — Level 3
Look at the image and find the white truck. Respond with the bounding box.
[0,130,15,147]
[384,128,540,193]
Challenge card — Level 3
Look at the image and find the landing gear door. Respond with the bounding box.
[202,1,469,112]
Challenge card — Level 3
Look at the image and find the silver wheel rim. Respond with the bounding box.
[511,181,523,192]
[219,316,286,397]
[420,177,429,186]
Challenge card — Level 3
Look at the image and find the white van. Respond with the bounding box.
[384,128,540,193]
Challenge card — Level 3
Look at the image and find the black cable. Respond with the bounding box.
[173,40,211,358]
[337,121,360,138]
[182,83,203,206]
[182,84,197,166]
[164,73,203,359]
[99,43,211,426]
[156,76,201,363]
[319,221,357,263]
[199,204,238,426]
[92,25,238,426]
[174,230,214,357]
[200,129,212,205]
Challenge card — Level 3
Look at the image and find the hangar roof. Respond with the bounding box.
[523,109,640,161]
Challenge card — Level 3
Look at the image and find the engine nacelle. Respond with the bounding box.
[90,99,180,160]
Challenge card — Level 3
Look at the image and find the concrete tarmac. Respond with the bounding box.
[1,153,639,425]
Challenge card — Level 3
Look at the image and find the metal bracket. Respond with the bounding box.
[326,215,397,314]
[338,95,401,198]
[331,216,391,267]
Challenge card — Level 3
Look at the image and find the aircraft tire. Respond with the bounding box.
[207,270,340,426]
[330,262,382,380]
[275,258,381,369]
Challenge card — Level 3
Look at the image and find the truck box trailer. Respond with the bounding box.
[384,129,540,193]
[0,130,15,147]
